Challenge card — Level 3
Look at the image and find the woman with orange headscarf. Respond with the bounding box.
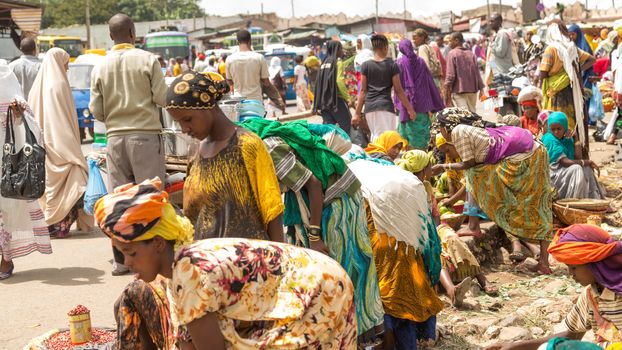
[364,130,408,163]
[487,224,622,350]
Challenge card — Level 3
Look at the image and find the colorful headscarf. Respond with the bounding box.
[498,114,521,127]
[538,110,551,128]
[547,337,603,350]
[165,70,230,110]
[542,111,575,163]
[94,178,194,248]
[365,131,408,156]
[435,133,448,148]
[435,107,496,132]
[568,24,593,54]
[548,224,622,294]
[396,150,431,174]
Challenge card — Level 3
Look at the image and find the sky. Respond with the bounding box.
[200,0,617,18]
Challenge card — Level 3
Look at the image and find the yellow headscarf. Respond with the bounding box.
[365,131,408,155]
[396,150,431,174]
[94,178,194,249]
[435,133,447,149]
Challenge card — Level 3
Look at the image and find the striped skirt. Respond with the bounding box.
[465,145,554,241]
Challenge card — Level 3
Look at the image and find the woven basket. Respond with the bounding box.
[552,203,607,226]
[555,199,611,212]
[441,214,465,231]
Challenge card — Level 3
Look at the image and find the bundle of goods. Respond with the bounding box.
[552,199,610,226]
[598,81,615,112]
[25,305,116,350]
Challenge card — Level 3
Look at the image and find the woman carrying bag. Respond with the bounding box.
[0,61,51,280]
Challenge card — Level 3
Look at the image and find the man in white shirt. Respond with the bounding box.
[226,29,284,109]
[9,37,40,98]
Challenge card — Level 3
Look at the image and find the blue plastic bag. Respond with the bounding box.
[84,158,107,215]
[588,84,605,122]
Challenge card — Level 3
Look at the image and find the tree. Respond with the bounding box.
[28,0,205,29]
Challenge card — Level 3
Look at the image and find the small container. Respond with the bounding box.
[69,312,92,344]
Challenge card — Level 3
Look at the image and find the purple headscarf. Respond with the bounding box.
[554,224,622,294]
[394,39,445,122]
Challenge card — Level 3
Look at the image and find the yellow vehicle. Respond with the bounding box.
[37,36,84,62]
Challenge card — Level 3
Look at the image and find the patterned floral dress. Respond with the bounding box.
[167,238,358,349]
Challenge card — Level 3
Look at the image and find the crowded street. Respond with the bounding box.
[2,0,622,349]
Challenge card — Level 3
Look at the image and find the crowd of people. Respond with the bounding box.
[1,10,622,350]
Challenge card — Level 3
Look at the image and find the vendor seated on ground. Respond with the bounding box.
[95,178,358,350]
[364,130,408,163]
[517,86,544,136]
[542,112,605,200]
[397,150,497,307]
[486,224,622,350]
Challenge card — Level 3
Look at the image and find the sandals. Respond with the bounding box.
[483,284,499,296]
[0,262,14,280]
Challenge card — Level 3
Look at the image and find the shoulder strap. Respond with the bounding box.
[5,106,15,146]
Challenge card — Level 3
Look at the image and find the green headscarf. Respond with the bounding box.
[542,111,575,164]
[240,118,346,189]
[546,337,603,350]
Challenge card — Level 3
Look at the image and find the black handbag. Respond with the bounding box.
[1,106,46,200]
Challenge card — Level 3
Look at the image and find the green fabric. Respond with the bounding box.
[337,56,354,101]
[240,118,346,189]
[546,337,603,350]
[397,113,431,150]
[542,111,575,164]
[542,70,571,110]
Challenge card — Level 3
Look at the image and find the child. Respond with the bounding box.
[486,224,622,349]
[517,86,543,136]
[353,33,415,141]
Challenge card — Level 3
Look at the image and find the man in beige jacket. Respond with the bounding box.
[90,13,167,275]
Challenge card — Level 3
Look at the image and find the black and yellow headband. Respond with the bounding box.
[165,71,230,110]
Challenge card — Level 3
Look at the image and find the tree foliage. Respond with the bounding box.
[25,0,205,28]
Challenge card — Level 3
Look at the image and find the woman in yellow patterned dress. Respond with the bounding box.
[94,179,358,350]
[164,71,284,241]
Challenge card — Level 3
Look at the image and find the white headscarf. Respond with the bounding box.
[28,48,90,226]
[595,30,618,57]
[545,22,586,145]
[268,56,282,80]
[355,34,373,72]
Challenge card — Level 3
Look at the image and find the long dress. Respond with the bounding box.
[27,48,92,236]
[0,92,51,261]
[453,125,554,242]
[183,129,284,240]
[168,238,358,349]
[257,130,384,335]
[347,158,443,348]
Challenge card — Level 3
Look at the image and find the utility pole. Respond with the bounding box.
[376,0,379,22]
[499,0,502,13]
[487,0,491,30]
[85,0,91,49]
[291,0,295,18]
[403,0,407,19]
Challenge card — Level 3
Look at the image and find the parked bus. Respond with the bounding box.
[37,36,84,62]
[144,31,190,62]
[220,33,284,51]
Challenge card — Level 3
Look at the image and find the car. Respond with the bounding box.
[67,63,95,143]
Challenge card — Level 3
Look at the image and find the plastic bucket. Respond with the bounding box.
[69,313,92,344]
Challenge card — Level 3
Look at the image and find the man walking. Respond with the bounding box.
[488,13,513,75]
[226,29,284,109]
[89,13,167,275]
[9,37,40,98]
[444,32,485,113]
